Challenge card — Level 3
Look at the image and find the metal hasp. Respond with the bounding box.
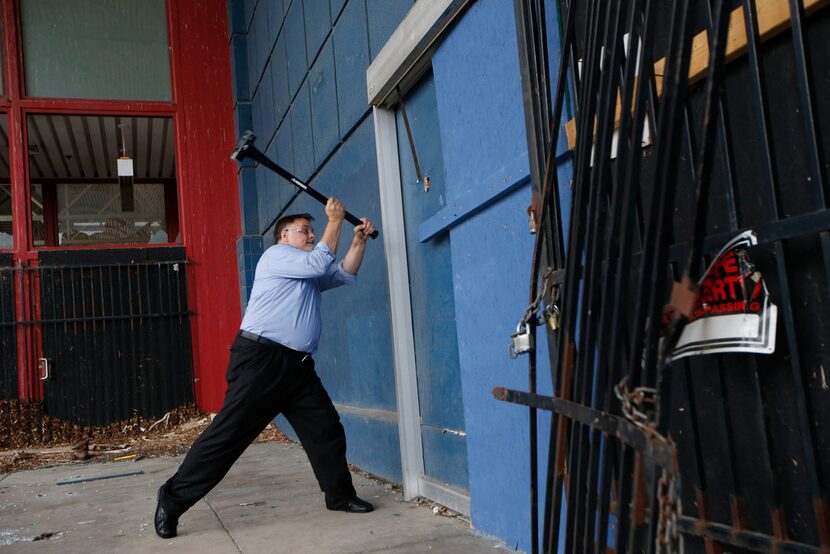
[231,131,379,239]
[500,0,830,552]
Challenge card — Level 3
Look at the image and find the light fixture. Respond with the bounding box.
[117,124,135,212]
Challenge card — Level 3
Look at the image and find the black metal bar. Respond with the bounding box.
[676,516,821,554]
[684,0,732,280]
[773,244,825,537]
[106,264,121,421]
[594,2,652,551]
[3,311,192,326]
[571,1,628,549]
[494,387,675,470]
[513,0,559,547]
[538,3,578,547]
[786,0,827,208]
[547,0,605,548]
[740,0,781,222]
[15,260,191,271]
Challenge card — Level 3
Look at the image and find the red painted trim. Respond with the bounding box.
[18,177,177,185]
[18,100,176,114]
[166,0,203,405]
[170,0,241,412]
[34,242,181,253]
[4,0,35,398]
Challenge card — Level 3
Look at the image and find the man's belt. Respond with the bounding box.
[238,330,311,358]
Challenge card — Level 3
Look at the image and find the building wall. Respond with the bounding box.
[227,0,412,482]
[428,2,563,550]
[228,0,572,549]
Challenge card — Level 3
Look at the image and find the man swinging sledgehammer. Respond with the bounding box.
[155,197,376,538]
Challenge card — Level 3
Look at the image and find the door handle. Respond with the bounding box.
[39,358,49,381]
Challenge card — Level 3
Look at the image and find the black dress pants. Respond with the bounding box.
[160,334,357,515]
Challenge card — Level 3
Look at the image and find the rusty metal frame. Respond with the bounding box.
[503,0,830,552]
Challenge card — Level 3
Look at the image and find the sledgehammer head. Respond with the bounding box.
[231,131,257,162]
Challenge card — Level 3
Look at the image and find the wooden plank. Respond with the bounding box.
[564,0,829,150]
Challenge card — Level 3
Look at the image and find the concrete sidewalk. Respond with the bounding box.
[0,441,509,553]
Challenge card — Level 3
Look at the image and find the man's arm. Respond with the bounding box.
[341,218,376,275]
[320,197,345,255]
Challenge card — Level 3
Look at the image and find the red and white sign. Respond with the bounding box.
[672,231,777,360]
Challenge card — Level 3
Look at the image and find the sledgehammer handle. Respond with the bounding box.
[231,131,378,239]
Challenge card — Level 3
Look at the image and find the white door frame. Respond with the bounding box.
[368,0,472,516]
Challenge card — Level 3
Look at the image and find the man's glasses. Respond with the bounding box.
[285,226,314,236]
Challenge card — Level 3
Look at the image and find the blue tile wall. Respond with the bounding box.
[271,32,290,126]
[228,0,246,35]
[239,167,259,235]
[252,0,271,82]
[284,0,307,99]
[366,0,412,60]
[259,63,276,141]
[261,139,280,230]
[230,34,250,102]
[275,116,295,173]
[236,235,264,313]
[265,0,284,51]
[290,80,314,181]
[313,117,392,408]
[309,38,339,166]
[234,102,253,141]
[329,0,346,21]
[246,13,259,95]
[251,78,264,142]
[332,0,369,139]
[303,0,331,64]
[244,0,257,32]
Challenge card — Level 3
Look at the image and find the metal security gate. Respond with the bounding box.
[499,0,830,552]
[8,247,195,427]
[1,252,17,399]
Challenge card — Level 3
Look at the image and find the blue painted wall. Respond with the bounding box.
[229,0,573,549]
[228,0,412,483]
[429,0,568,550]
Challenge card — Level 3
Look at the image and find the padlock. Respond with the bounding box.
[509,322,534,359]
[544,303,560,331]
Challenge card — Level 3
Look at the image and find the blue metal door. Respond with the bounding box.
[395,70,469,491]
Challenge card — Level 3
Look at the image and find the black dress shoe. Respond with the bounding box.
[155,486,179,538]
[328,497,374,513]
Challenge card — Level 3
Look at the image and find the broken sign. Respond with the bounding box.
[672,230,777,360]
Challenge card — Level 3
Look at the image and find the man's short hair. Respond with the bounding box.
[275,213,315,241]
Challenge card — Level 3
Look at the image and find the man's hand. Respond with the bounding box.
[343,217,374,275]
[326,197,345,223]
[353,218,376,244]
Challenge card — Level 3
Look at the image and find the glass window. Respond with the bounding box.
[0,114,10,249]
[20,0,171,101]
[28,114,179,247]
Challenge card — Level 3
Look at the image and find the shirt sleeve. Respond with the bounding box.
[317,262,357,291]
[267,243,336,279]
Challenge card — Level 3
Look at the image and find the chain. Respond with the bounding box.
[614,376,681,554]
[520,268,557,327]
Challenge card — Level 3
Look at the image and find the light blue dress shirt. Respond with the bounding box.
[240,242,355,353]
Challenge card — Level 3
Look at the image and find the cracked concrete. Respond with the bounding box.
[0,441,510,553]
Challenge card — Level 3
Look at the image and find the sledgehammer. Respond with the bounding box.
[231,130,379,239]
